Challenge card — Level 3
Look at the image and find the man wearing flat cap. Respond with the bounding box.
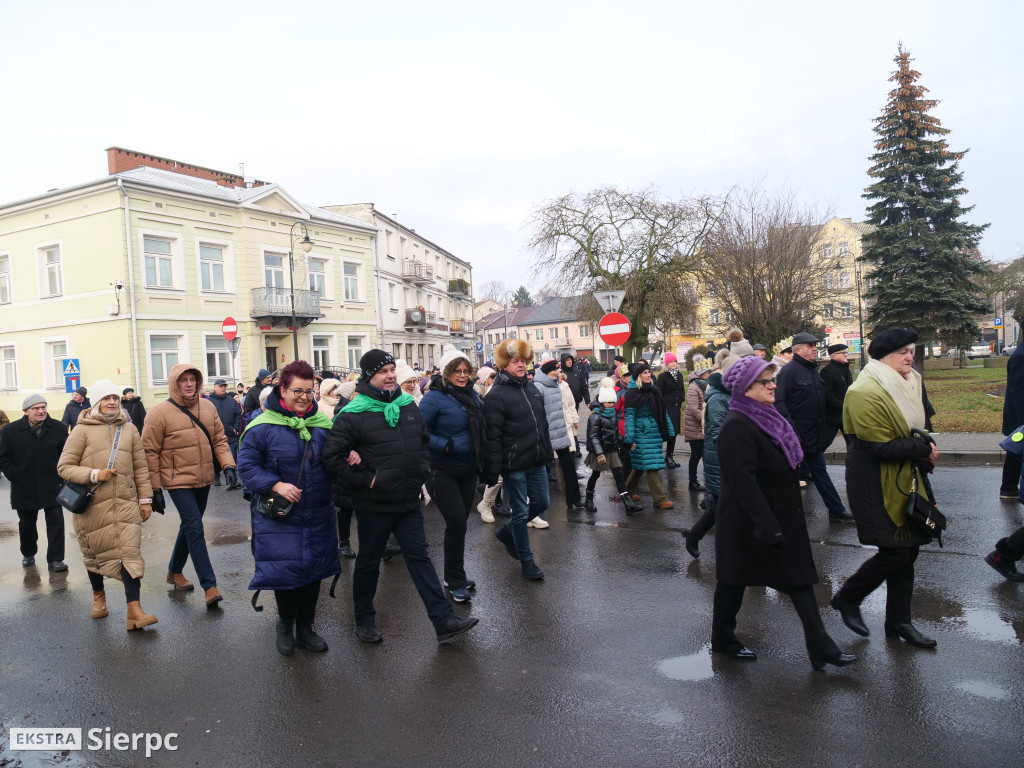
[820,344,853,448]
[775,332,852,521]
[209,378,242,488]
[0,395,70,569]
[752,343,767,359]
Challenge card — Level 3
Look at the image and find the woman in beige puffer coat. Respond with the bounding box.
[58,381,157,631]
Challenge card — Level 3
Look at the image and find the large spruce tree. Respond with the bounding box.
[861,46,989,360]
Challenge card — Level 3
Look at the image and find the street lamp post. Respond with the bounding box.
[835,256,866,367]
[288,222,314,362]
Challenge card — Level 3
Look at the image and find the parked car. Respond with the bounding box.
[946,342,993,360]
[1002,344,1018,357]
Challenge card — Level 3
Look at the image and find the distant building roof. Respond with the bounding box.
[478,306,539,331]
[516,297,589,325]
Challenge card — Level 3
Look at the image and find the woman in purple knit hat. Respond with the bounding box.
[710,356,857,672]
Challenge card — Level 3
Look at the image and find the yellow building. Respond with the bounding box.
[0,150,377,415]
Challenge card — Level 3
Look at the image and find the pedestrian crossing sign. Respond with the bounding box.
[62,358,80,376]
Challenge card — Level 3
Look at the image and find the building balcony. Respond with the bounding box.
[448,278,470,297]
[401,259,434,285]
[251,287,322,327]
[450,318,470,335]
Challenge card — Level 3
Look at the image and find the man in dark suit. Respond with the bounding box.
[820,343,853,448]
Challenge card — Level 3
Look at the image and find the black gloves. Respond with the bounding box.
[482,473,499,487]
[151,488,166,515]
[223,467,239,490]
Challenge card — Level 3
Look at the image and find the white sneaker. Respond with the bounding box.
[527,516,550,529]
[477,502,495,523]
[799,480,808,488]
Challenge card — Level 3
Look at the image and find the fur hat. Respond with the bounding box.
[88,379,122,403]
[597,385,617,404]
[438,344,471,375]
[494,338,533,369]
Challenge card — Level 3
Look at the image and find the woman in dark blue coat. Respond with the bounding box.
[237,360,338,658]
[419,347,486,603]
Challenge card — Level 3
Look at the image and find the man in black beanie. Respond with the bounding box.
[323,349,478,644]
[820,343,852,448]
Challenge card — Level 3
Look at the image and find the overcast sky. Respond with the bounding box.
[2,1,1020,292]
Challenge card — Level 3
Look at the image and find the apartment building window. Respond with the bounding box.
[823,303,835,319]
[839,272,852,290]
[579,325,589,338]
[343,263,360,301]
[708,309,720,325]
[264,253,286,288]
[550,327,559,339]
[840,302,852,318]
[724,310,735,324]
[536,328,544,341]
[346,335,365,369]
[0,254,10,304]
[524,330,532,341]
[823,272,836,290]
[821,244,834,260]
[199,244,225,292]
[149,335,182,384]
[839,241,850,256]
[388,283,398,309]
[0,345,17,388]
[864,276,878,293]
[311,336,332,370]
[37,245,64,297]
[44,340,68,388]
[308,259,326,296]
[205,335,232,379]
[144,237,175,288]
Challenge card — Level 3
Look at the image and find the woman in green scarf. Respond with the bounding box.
[830,329,940,649]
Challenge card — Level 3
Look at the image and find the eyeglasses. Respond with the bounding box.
[287,388,315,398]
[452,368,472,376]
[753,377,778,387]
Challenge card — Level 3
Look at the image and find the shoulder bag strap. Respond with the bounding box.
[170,399,216,453]
[107,425,122,470]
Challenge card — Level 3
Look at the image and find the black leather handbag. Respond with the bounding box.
[899,430,947,547]
[255,448,306,520]
[57,426,122,514]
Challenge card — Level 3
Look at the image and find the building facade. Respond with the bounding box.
[325,204,474,369]
[0,149,377,414]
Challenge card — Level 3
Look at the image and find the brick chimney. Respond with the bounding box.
[105,147,269,188]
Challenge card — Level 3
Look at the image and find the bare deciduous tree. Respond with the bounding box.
[477,279,512,303]
[527,186,723,361]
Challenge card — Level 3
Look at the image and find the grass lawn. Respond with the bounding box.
[920,366,1005,432]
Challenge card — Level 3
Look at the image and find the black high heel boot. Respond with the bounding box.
[811,652,858,671]
[884,621,937,648]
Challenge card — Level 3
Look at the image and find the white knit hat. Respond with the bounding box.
[337,381,358,401]
[395,363,418,385]
[597,385,617,404]
[88,379,122,403]
[438,344,471,375]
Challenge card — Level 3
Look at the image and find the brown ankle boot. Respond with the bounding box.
[166,570,194,591]
[91,591,109,619]
[205,586,223,610]
[125,601,157,631]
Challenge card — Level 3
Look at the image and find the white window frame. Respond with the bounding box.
[261,246,289,289]
[35,240,64,299]
[579,325,589,338]
[823,303,835,319]
[536,328,544,341]
[40,335,69,390]
[388,282,398,310]
[839,241,850,256]
[839,272,852,290]
[550,327,559,340]
[145,331,190,387]
[194,236,235,294]
[345,334,368,370]
[0,342,17,389]
[821,244,834,261]
[342,260,363,302]
[708,309,720,325]
[823,272,836,290]
[0,251,11,305]
[138,229,184,291]
[306,253,334,302]
[840,302,852,319]
[203,333,235,380]
[310,333,336,371]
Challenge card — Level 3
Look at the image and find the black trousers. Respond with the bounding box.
[712,581,840,662]
[87,568,141,603]
[665,435,677,458]
[427,464,478,589]
[275,580,322,624]
[556,447,581,506]
[687,440,705,483]
[1000,452,1022,494]
[352,507,455,631]
[17,507,65,562]
[618,446,632,477]
[586,465,627,495]
[337,505,354,543]
[995,526,1024,561]
[834,546,919,624]
[690,493,717,541]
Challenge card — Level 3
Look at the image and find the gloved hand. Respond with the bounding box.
[96,468,118,482]
[482,473,499,487]
[139,503,152,521]
[223,466,239,490]
[151,488,166,515]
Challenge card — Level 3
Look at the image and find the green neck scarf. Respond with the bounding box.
[240,407,334,446]
[341,390,413,428]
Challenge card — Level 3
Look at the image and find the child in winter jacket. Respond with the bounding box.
[584,381,643,515]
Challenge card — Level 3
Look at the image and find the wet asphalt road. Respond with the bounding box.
[0,464,1021,768]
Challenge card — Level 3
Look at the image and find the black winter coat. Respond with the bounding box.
[715,412,818,589]
[1002,343,1024,435]
[560,354,587,406]
[656,368,686,433]
[483,369,552,477]
[122,398,147,435]
[209,393,242,443]
[0,416,69,509]
[774,355,828,453]
[243,378,265,416]
[585,407,622,456]
[61,398,91,430]
[820,360,852,428]
[322,381,429,514]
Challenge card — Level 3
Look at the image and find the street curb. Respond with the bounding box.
[824,450,1005,467]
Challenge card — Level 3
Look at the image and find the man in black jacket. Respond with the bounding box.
[243,369,273,416]
[0,395,70,569]
[323,349,478,644]
[60,387,91,431]
[820,343,853,448]
[560,353,586,409]
[484,339,552,581]
[121,387,147,434]
[774,332,852,521]
[209,379,242,488]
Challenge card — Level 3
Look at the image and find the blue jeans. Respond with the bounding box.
[503,465,550,561]
[805,451,846,516]
[167,486,216,590]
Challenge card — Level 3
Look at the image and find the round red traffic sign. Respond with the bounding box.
[222,317,238,341]
[599,312,631,346]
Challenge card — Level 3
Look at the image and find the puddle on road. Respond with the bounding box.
[943,608,1021,645]
[955,680,1010,700]
[656,646,715,681]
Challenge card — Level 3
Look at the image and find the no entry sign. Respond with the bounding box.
[222,317,238,341]
[599,312,631,346]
